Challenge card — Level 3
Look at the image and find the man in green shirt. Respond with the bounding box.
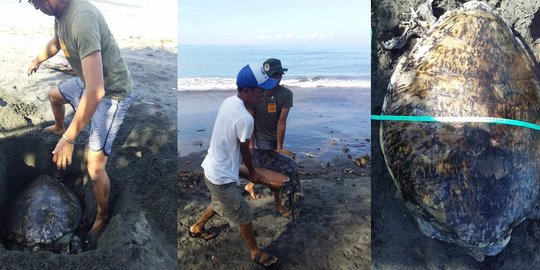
[247,58,301,217]
[24,0,132,248]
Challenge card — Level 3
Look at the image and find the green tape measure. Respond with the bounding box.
[371,115,540,131]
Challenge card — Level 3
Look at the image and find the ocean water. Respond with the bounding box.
[178,45,370,91]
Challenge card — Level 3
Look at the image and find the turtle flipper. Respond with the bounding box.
[382,0,437,50]
[532,39,540,63]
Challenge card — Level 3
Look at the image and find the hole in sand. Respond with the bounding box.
[0,134,98,254]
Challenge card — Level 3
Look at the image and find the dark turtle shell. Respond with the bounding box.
[2,175,81,251]
[380,1,540,261]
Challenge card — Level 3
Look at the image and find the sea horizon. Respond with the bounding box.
[178,44,370,91]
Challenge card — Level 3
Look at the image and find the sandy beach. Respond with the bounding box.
[178,88,371,269]
[372,0,540,269]
[0,3,178,269]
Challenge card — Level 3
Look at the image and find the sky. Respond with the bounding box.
[178,0,371,48]
[0,0,176,40]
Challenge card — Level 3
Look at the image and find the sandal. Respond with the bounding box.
[188,227,218,241]
[253,249,279,269]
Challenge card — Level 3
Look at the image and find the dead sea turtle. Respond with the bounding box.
[380,0,540,261]
[2,175,82,253]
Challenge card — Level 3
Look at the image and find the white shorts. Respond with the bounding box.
[58,77,132,156]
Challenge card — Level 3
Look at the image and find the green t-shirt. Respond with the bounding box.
[254,85,293,141]
[55,0,132,99]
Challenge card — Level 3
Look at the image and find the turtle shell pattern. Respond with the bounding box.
[380,1,540,257]
[2,175,82,250]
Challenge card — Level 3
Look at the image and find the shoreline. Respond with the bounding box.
[178,86,371,269]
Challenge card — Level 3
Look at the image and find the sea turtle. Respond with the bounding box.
[2,175,82,253]
[379,0,540,261]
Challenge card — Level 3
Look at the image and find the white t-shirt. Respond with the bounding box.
[202,95,254,185]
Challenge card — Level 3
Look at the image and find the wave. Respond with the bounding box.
[178,76,370,91]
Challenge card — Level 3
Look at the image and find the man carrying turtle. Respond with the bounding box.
[24,0,132,248]
[245,58,301,217]
[189,64,279,268]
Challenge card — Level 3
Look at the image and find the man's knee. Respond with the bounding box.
[48,86,67,105]
[86,151,108,179]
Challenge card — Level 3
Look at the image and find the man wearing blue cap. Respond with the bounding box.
[189,64,279,268]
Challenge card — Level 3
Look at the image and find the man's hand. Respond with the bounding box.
[276,148,296,159]
[27,58,41,76]
[52,138,74,170]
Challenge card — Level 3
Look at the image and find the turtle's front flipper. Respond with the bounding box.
[382,0,436,50]
[532,39,540,63]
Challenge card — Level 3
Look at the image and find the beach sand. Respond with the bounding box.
[178,88,371,269]
[372,0,540,269]
[0,19,178,270]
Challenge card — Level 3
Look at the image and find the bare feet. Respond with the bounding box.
[188,225,218,241]
[43,124,64,135]
[276,204,292,218]
[245,182,263,200]
[85,214,107,249]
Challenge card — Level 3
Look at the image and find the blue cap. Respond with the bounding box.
[236,64,278,90]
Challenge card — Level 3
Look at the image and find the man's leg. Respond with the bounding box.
[86,149,109,247]
[273,191,291,217]
[190,205,216,234]
[240,223,278,266]
[44,86,67,134]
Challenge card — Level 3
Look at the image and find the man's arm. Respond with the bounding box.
[27,34,61,75]
[276,107,290,150]
[53,51,105,169]
[247,108,256,149]
[65,51,105,140]
[240,139,259,184]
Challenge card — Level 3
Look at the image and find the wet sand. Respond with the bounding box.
[372,0,540,269]
[0,16,178,270]
[178,88,371,269]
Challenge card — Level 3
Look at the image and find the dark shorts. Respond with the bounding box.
[58,77,132,155]
[205,178,253,227]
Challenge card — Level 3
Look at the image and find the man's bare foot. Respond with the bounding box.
[188,225,218,241]
[85,214,107,249]
[276,204,291,218]
[43,124,64,135]
[245,182,262,200]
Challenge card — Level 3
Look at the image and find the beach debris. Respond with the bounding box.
[138,99,156,105]
[2,175,82,253]
[354,155,370,168]
[380,0,540,261]
[43,61,76,76]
